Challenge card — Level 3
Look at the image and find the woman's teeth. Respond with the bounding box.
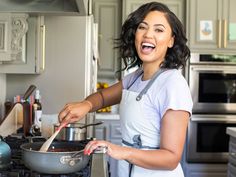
[142,42,155,49]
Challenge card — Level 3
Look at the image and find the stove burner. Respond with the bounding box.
[1,135,92,177]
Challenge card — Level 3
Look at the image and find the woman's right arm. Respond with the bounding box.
[58,81,123,124]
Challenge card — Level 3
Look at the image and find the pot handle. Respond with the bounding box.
[60,153,83,166]
[79,121,104,129]
[60,149,84,166]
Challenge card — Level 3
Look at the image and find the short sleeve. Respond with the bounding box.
[157,71,193,118]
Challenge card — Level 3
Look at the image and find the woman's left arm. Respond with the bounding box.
[84,110,190,170]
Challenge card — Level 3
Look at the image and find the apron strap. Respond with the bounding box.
[123,135,160,177]
[127,69,143,90]
[136,68,168,101]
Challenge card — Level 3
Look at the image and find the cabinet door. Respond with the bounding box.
[95,124,110,140]
[0,13,11,62]
[223,0,236,50]
[187,0,236,54]
[93,0,122,79]
[122,0,185,24]
[0,16,45,74]
[187,0,220,52]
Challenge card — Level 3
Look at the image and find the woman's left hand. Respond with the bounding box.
[84,140,128,160]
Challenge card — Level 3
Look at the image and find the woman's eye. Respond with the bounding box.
[155,28,164,32]
[138,25,146,30]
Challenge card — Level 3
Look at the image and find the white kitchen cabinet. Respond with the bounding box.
[95,117,121,177]
[92,0,122,79]
[187,0,236,54]
[0,13,11,62]
[0,15,45,74]
[122,0,185,24]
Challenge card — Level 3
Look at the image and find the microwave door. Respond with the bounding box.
[189,65,236,114]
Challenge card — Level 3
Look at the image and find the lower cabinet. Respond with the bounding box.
[95,118,121,177]
[228,136,236,177]
[228,163,236,177]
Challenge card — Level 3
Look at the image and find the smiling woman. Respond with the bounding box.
[58,2,192,177]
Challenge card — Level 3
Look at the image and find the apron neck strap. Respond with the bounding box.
[136,68,168,101]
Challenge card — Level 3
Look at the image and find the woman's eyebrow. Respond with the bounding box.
[141,21,166,29]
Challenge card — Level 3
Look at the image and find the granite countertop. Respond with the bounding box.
[227,127,236,137]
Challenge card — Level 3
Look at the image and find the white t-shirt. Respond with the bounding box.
[122,68,193,123]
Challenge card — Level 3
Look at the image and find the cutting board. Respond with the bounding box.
[0,103,23,137]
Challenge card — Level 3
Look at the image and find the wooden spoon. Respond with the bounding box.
[39,122,67,152]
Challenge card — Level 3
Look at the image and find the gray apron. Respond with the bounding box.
[118,69,184,177]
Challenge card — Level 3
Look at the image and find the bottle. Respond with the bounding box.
[32,90,42,134]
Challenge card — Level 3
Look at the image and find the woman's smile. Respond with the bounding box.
[141,42,156,55]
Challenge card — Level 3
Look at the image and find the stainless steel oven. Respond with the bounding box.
[187,114,236,163]
[189,64,236,114]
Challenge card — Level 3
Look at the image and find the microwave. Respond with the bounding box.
[189,64,236,114]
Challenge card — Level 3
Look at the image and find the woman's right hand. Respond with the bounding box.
[58,100,92,124]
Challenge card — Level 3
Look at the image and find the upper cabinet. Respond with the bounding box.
[0,14,45,74]
[122,0,185,24]
[0,13,11,62]
[187,0,236,54]
[93,0,122,79]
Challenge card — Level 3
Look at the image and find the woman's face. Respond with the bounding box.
[135,10,174,66]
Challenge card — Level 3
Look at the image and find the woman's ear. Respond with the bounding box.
[168,35,175,48]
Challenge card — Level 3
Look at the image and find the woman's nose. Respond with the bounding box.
[144,28,154,38]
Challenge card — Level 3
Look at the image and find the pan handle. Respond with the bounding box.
[60,153,83,166]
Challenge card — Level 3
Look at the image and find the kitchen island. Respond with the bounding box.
[227,127,236,176]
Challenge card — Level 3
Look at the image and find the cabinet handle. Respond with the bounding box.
[40,24,46,72]
[223,19,227,48]
[218,20,222,48]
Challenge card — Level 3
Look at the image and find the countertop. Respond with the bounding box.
[95,113,120,120]
[227,127,236,137]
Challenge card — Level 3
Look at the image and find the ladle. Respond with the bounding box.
[39,122,67,152]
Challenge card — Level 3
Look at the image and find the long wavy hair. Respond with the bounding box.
[115,2,190,71]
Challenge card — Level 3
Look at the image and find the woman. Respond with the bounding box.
[58,2,193,177]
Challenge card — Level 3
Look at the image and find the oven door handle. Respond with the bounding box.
[190,65,236,72]
[191,117,236,123]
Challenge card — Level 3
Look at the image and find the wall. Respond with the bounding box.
[5,16,91,114]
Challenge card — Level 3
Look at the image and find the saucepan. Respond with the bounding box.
[21,141,90,174]
[54,121,103,141]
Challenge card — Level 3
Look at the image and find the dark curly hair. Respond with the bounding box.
[116,1,190,71]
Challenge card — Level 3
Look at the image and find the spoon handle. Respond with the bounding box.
[39,122,67,152]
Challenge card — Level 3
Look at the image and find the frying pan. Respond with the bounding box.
[20,141,90,174]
